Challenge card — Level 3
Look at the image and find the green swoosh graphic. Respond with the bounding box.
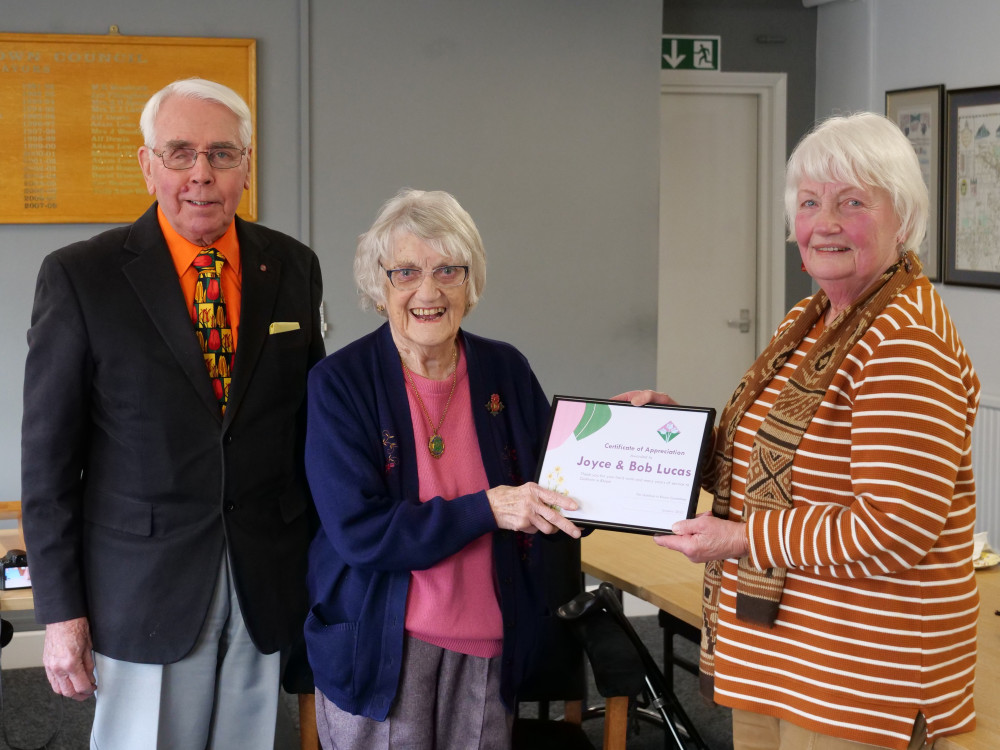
[573,402,612,441]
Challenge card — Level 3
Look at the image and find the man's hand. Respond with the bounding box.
[43,617,96,701]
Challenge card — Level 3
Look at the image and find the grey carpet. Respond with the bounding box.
[0,668,302,750]
[0,616,732,749]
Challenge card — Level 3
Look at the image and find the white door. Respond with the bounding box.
[657,71,787,416]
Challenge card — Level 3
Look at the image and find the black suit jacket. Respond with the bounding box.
[20,203,325,663]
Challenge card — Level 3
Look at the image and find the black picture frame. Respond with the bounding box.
[886,84,944,281]
[534,396,716,535]
[945,85,1000,288]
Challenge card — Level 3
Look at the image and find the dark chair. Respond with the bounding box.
[280,634,319,750]
[577,583,712,750]
[515,582,713,750]
[512,599,644,750]
[513,696,631,750]
[511,532,645,750]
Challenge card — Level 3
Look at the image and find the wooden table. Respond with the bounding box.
[581,528,1000,750]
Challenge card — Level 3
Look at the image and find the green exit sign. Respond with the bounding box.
[662,35,721,71]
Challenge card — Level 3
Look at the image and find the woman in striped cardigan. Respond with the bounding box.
[625,112,980,750]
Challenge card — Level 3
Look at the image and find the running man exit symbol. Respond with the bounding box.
[661,35,721,71]
[694,41,714,68]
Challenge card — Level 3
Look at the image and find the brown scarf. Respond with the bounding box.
[698,251,921,700]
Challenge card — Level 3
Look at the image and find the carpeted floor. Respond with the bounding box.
[0,668,303,750]
[0,669,93,750]
[0,616,732,749]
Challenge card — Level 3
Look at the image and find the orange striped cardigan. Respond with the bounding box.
[712,275,980,749]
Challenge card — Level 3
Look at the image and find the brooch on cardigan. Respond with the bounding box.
[485,393,505,416]
[381,430,398,474]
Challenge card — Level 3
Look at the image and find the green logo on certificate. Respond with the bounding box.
[657,421,680,443]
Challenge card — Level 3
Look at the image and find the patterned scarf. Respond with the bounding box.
[698,251,921,700]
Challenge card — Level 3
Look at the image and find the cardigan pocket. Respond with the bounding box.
[304,608,359,696]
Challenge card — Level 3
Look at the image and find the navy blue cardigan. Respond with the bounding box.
[304,323,579,720]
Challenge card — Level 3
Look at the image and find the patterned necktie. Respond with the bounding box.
[192,248,234,414]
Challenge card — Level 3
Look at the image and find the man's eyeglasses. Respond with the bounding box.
[152,147,247,170]
[382,264,469,291]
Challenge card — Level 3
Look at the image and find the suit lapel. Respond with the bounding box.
[123,204,222,420]
[224,218,281,426]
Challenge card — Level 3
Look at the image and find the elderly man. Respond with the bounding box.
[21,78,324,749]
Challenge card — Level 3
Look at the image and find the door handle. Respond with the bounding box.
[726,308,751,334]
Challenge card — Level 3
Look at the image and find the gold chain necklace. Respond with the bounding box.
[401,345,458,459]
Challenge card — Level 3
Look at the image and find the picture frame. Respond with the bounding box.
[535,396,715,535]
[944,85,1000,289]
[885,84,944,281]
[0,32,257,225]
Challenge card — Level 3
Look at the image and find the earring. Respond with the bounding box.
[376,304,385,313]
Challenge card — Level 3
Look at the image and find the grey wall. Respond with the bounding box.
[0,0,662,498]
[309,1,661,390]
[662,0,817,309]
[814,0,1000,404]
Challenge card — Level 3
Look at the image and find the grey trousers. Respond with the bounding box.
[90,555,281,750]
[316,635,512,750]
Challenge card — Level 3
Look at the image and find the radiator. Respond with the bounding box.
[973,395,1000,546]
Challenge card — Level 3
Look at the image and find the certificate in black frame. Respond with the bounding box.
[534,396,715,535]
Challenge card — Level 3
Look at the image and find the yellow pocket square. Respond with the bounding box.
[268,321,301,334]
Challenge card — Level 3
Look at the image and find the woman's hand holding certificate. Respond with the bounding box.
[613,389,679,407]
[486,483,582,538]
[653,512,748,562]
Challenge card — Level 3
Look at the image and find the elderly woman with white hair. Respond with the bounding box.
[623,112,980,750]
[303,188,582,749]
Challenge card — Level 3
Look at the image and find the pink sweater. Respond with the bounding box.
[402,348,503,658]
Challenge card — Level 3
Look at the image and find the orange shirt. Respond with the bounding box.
[158,206,242,351]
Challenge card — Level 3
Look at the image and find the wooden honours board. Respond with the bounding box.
[0,31,256,224]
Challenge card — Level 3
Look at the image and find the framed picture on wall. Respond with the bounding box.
[0,32,257,224]
[945,85,1000,289]
[885,84,944,281]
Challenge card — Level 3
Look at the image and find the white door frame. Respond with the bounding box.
[661,70,787,351]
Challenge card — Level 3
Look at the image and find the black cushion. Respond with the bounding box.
[575,610,646,698]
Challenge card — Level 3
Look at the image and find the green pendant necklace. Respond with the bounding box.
[401,346,458,459]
